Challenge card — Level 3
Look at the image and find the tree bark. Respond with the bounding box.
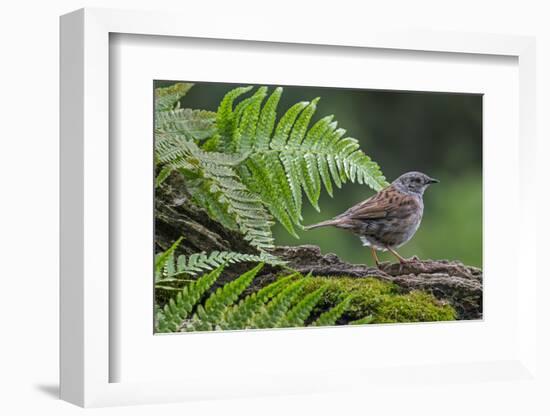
[267,245,482,320]
[156,175,482,320]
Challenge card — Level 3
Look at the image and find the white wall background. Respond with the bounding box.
[0,0,548,414]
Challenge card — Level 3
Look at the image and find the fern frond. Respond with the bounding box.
[250,279,306,329]
[255,87,282,150]
[288,97,320,147]
[186,178,240,231]
[312,295,353,326]
[158,261,383,333]
[155,108,217,141]
[156,265,224,333]
[156,134,244,169]
[155,83,194,112]
[155,165,173,187]
[234,87,267,153]
[278,285,326,328]
[244,154,297,237]
[300,152,322,211]
[155,86,388,249]
[214,86,388,232]
[155,137,275,250]
[216,86,254,151]
[216,187,274,251]
[190,263,264,330]
[155,237,183,282]
[159,249,281,280]
[223,273,297,329]
[349,315,374,325]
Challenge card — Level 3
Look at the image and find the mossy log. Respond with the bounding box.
[267,245,482,320]
[156,175,482,321]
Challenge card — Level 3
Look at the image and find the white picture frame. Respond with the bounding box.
[60,7,537,407]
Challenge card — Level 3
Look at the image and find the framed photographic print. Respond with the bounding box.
[152,80,481,333]
[60,7,538,408]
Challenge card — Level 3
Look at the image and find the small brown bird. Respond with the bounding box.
[305,171,439,268]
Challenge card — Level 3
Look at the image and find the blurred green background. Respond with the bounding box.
[158,81,482,268]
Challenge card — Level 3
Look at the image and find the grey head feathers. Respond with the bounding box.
[391,171,439,196]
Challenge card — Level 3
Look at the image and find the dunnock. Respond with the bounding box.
[305,171,439,268]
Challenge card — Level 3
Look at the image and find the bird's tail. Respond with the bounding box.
[304,219,340,230]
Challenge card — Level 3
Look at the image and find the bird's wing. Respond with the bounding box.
[338,186,407,221]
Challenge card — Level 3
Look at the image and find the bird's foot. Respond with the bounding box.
[397,256,421,273]
[397,262,404,273]
[400,257,420,264]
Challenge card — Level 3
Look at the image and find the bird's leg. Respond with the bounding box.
[370,247,381,269]
[386,246,409,264]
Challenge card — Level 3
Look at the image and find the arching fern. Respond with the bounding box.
[156,265,224,333]
[156,136,275,249]
[155,84,388,250]
[156,263,367,333]
[155,82,194,112]
[156,108,217,142]
[155,237,282,290]
[312,295,354,326]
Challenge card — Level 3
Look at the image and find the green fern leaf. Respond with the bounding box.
[224,87,388,227]
[155,108,217,141]
[302,115,334,150]
[155,165,173,187]
[270,101,309,149]
[278,285,326,328]
[279,153,303,220]
[255,87,282,150]
[316,154,333,197]
[187,178,240,231]
[264,152,301,226]
[301,153,322,211]
[154,237,183,281]
[155,86,388,249]
[288,98,319,147]
[201,134,221,151]
[223,273,297,330]
[188,263,264,331]
[245,154,297,237]
[349,315,374,325]
[312,295,353,326]
[251,279,306,329]
[156,265,224,333]
[235,87,267,153]
[158,249,280,280]
[155,136,274,250]
[217,86,254,151]
[155,83,194,112]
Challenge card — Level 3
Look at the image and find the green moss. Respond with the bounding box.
[373,290,456,323]
[303,277,456,324]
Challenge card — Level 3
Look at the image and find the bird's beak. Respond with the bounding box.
[427,177,439,184]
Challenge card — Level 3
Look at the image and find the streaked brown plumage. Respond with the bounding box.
[305,171,439,268]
